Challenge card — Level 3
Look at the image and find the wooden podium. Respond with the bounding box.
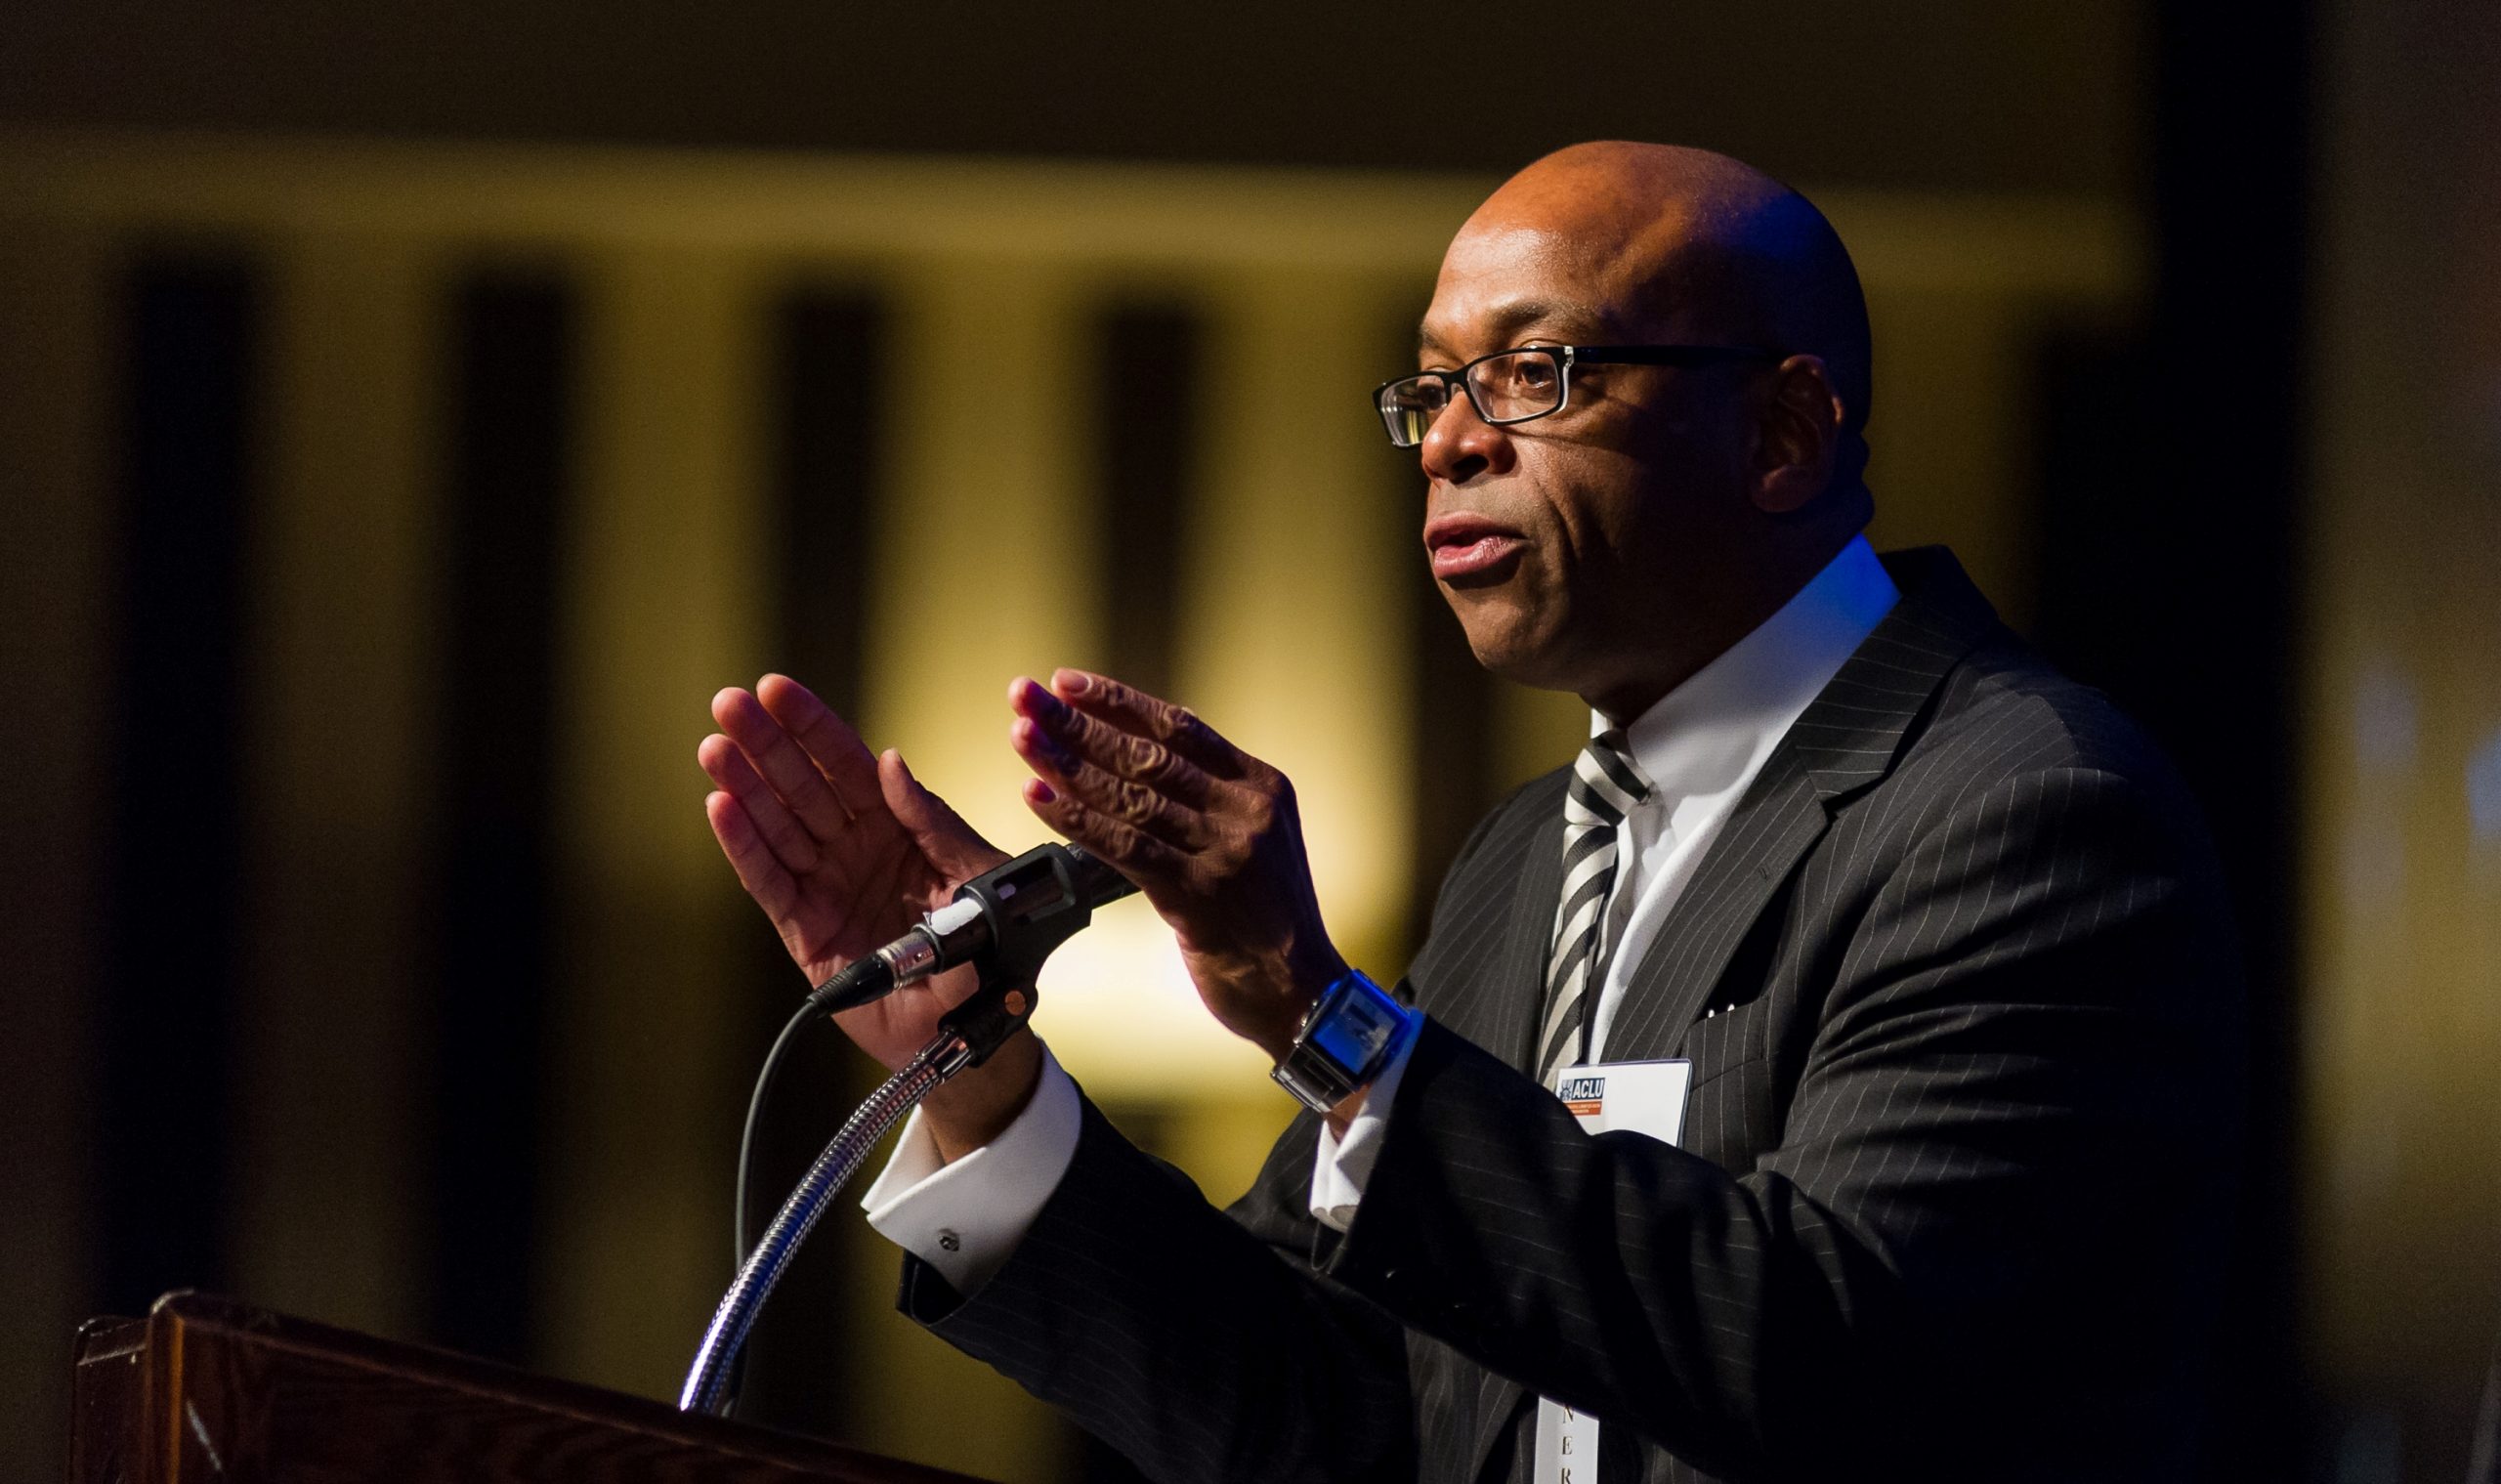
[70,1292,996,1484]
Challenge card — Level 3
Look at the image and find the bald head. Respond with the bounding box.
[1460,142,1873,447]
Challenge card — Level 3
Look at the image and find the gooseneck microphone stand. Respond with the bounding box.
[677,844,1131,1416]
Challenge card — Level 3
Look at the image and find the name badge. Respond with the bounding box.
[1535,1058,1693,1484]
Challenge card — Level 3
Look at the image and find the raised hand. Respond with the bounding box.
[699,674,1010,1076]
[1006,669,1349,1062]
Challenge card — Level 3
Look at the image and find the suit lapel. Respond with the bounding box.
[1603,547,1997,1063]
[1599,772,1832,1063]
[1434,771,1569,1074]
[1467,1372,1532,1484]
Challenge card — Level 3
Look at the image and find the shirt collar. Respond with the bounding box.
[1596,534,1901,811]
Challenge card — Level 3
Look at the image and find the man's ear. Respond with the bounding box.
[1750,355,1844,515]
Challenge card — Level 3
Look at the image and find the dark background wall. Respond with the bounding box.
[0,2,2143,191]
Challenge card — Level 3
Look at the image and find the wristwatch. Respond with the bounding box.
[1271,968,1417,1114]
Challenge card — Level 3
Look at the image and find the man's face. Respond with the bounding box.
[1415,217,1760,702]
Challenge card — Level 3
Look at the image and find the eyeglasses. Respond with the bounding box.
[1373,344,1777,448]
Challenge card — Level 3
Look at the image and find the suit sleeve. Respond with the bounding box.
[1326,763,2245,1479]
[901,1095,1416,1483]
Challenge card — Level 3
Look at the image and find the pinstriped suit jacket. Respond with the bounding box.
[908,548,2246,1484]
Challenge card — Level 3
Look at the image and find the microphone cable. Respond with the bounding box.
[733,954,890,1269]
[721,954,890,1417]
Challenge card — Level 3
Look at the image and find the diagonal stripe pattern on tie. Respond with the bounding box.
[1537,730,1652,1085]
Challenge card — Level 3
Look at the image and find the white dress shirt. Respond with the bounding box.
[868,535,1899,1282]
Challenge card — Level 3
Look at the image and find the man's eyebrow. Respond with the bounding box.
[1418,298,1602,356]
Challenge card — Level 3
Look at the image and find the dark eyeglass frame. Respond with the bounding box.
[1373,343,1779,448]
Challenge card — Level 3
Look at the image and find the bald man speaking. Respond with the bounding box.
[699,144,2244,1484]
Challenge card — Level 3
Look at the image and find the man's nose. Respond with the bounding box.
[1418,394,1515,485]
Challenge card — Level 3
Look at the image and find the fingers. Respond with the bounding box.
[711,684,854,841]
[1019,772,1189,881]
[878,748,1008,881]
[1012,714,1208,851]
[755,674,887,822]
[1045,668,1245,780]
[1010,681,1214,844]
[1012,677,1218,809]
[698,733,822,873]
[704,788,805,925]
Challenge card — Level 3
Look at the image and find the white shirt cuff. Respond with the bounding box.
[860,1042,1081,1294]
[1306,1017,1421,1233]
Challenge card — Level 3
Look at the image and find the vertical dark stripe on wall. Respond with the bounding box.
[2157,14,2308,1476]
[735,284,891,1436]
[770,287,889,720]
[94,252,262,1315]
[1405,554,1501,950]
[1091,303,1202,700]
[421,271,574,1366]
[2032,11,2309,1482]
[1396,305,1500,954]
[1065,285,1199,1484]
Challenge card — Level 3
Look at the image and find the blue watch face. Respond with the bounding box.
[1308,980,1400,1073]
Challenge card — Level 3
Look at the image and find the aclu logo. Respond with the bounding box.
[1558,1075,1607,1104]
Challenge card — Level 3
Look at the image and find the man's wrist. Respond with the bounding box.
[1254,943,1354,1063]
[919,1030,1044,1165]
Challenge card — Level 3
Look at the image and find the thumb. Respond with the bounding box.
[879,749,1007,882]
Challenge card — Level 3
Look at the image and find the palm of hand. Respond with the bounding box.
[795,815,997,1066]
[777,812,952,984]
[700,675,1009,1069]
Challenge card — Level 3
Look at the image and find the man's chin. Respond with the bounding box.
[1455,621,1577,694]
[1441,583,1580,681]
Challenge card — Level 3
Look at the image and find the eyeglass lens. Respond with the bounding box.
[1379,381,1447,446]
[1468,349,1562,420]
[1378,349,1565,446]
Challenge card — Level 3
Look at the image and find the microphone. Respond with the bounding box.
[809,842,1137,1013]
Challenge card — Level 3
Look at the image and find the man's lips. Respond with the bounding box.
[1423,514,1527,581]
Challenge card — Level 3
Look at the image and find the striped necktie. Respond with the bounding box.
[1537,730,1652,1084]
